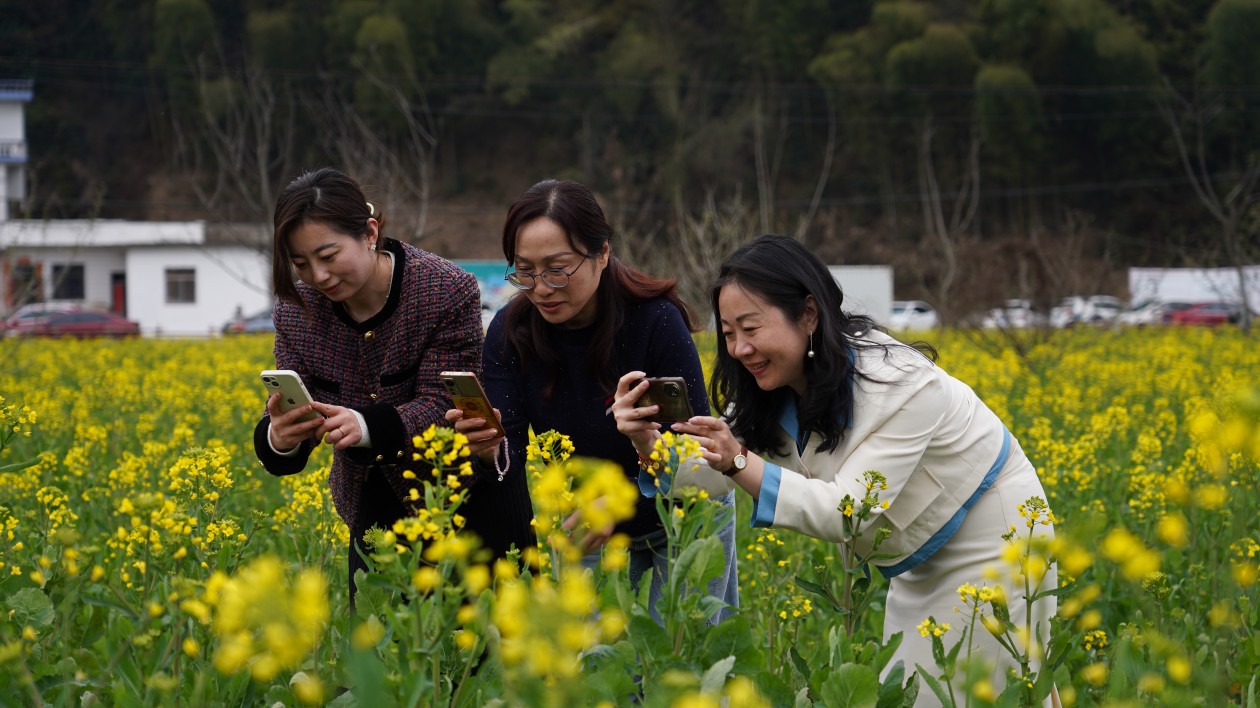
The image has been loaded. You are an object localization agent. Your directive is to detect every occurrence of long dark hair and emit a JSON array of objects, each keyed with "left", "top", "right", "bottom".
[
  {"left": 271, "top": 167, "right": 382, "bottom": 304},
  {"left": 500, "top": 179, "right": 699, "bottom": 400},
  {"left": 709, "top": 234, "right": 935, "bottom": 456}
]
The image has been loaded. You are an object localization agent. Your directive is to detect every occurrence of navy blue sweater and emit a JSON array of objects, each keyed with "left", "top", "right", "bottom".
[{"left": 483, "top": 295, "right": 710, "bottom": 538}]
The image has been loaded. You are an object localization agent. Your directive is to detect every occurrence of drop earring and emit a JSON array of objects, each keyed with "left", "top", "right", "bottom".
[{"left": 807, "top": 332, "right": 815, "bottom": 359}]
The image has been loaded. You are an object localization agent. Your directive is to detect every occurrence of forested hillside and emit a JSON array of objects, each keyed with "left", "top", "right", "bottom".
[{"left": 2, "top": 0, "right": 1258, "bottom": 317}]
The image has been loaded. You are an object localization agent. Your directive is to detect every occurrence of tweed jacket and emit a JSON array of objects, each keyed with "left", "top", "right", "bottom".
[
  {"left": 754, "top": 329, "right": 1028, "bottom": 575},
  {"left": 253, "top": 239, "right": 510, "bottom": 533}
]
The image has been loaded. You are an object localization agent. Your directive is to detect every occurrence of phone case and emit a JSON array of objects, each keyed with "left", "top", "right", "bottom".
[
  {"left": 439, "top": 371, "right": 507, "bottom": 438},
  {"left": 260, "top": 370, "right": 321, "bottom": 422},
  {"left": 635, "top": 376, "right": 694, "bottom": 423}
]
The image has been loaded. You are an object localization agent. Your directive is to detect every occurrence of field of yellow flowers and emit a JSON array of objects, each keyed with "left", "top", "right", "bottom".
[{"left": 0, "top": 327, "right": 1257, "bottom": 706}]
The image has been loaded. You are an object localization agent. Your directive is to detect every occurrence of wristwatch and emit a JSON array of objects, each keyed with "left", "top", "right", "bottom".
[{"left": 725, "top": 445, "right": 749, "bottom": 477}]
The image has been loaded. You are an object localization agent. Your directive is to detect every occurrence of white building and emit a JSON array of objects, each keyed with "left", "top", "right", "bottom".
[
  {"left": 1128, "top": 266, "right": 1260, "bottom": 310},
  {"left": 1, "top": 80, "right": 33, "bottom": 222},
  {"left": 0, "top": 219, "right": 273, "bottom": 336},
  {"left": 829, "top": 265, "right": 894, "bottom": 324}
]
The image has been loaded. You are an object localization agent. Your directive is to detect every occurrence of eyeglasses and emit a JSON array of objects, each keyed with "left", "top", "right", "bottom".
[{"left": 504, "top": 255, "right": 590, "bottom": 291}]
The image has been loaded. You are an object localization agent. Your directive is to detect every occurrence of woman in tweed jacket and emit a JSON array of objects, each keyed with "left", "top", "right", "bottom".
[{"left": 253, "top": 168, "right": 536, "bottom": 603}]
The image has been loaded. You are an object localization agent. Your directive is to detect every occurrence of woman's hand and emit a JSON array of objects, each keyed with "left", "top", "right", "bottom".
[
  {"left": 310, "top": 401, "right": 363, "bottom": 450},
  {"left": 611, "top": 370, "right": 662, "bottom": 454},
  {"left": 266, "top": 393, "right": 326, "bottom": 451},
  {"left": 561, "top": 499, "right": 614, "bottom": 554},
  {"left": 445, "top": 408, "right": 505, "bottom": 463},
  {"left": 671, "top": 415, "right": 742, "bottom": 474}
]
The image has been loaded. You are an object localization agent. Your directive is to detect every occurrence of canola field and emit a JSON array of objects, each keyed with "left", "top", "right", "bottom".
[{"left": 0, "top": 328, "right": 1257, "bottom": 707}]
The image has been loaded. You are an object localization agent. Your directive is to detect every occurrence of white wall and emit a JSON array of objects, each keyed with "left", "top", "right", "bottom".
[
  {"left": 126, "top": 246, "right": 272, "bottom": 336},
  {"left": 0, "top": 219, "right": 204, "bottom": 247},
  {"left": 0, "top": 103, "right": 22, "bottom": 140},
  {"left": 1128, "top": 266, "right": 1260, "bottom": 308},
  {"left": 4, "top": 245, "right": 125, "bottom": 307},
  {"left": 829, "top": 265, "right": 894, "bottom": 324}
]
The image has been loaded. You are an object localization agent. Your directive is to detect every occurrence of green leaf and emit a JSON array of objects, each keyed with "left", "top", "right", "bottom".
[
  {"left": 819, "top": 663, "right": 880, "bottom": 708},
  {"left": 876, "top": 661, "right": 906, "bottom": 708},
  {"left": 700, "top": 655, "right": 735, "bottom": 693},
  {"left": 6, "top": 588, "right": 56, "bottom": 631},
  {"left": 701, "top": 614, "right": 763, "bottom": 673},
  {"left": 679, "top": 534, "right": 725, "bottom": 589},
  {"left": 627, "top": 605, "right": 671, "bottom": 660},
  {"left": 872, "top": 632, "right": 904, "bottom": 673},
  {"left": 344, "top": 644, "right": 394, "bottom": 708},
  {"left": 789, "top": 645, "right": 812, "bottom": 683},
  {"left": 915, "top": 665, "right": 952, "bottom": 707}
]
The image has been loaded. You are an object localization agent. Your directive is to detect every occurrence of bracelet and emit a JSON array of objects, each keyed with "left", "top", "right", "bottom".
[
  {"left": 636, "top": 450, "right": 662, "bottom": 472},
  {"left": 494, "top": 437, "right": 510, "bottom": 481}
]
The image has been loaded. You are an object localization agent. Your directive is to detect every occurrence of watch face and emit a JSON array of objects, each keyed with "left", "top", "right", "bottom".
[{"left": 733, "top": 454, "right": 747, "bottom": 470}]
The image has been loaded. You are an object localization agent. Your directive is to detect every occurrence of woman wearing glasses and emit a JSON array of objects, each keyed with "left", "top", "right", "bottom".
[
  {"left": 254, "top": 167, "right": 536, "bottom": 606},
  {"left": 448, "top": 178, "right": 739, "bottom": 623}
]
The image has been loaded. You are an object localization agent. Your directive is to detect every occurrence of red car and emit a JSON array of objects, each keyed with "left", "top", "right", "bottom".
[
  {"left": 9, "top": 309, "right": 141, "bottom": 338},
  {"left": 1168, "top": 302, "right": 1243, "bottom": 326}
]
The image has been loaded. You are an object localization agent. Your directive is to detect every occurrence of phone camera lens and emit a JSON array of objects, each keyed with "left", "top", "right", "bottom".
[{"left": 666, "top": 384, "right": 680, "bottom": 397}]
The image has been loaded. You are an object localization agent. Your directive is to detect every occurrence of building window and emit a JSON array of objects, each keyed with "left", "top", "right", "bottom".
[
  {"left": 165, "top": 268, "right": 196, "bottom": 304},
  {"left": 51, "top": 264, "right": 85, "bottom": 300}
]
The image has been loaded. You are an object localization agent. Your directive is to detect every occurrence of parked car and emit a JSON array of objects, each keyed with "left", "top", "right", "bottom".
[
  {"left": 888, "top": 300, "right": 939, "bottom": 330},
  {"left": 1116, "top": 300, "right": 1193, "bottom": 327},
  {"left": 8, "top": 308, "right": 140, "bottom": 338},
  {"left": 3, "top": 302, "right": 83, "bottom": 332},
  {"left": 1168, "top": 301, "right": 1244, "bottom": 326},
  {"left": 222, "top": 308, "right": 276, "bottom": 335},
  {"left": 981, "top": 299, "right": 1046, "bottom": 329},
  {"left": 1050, "top": 295, "right": 1124, "bottom": 328}
]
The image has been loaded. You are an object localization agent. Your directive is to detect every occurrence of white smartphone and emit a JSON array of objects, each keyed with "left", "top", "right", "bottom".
[
  {"left": 260, "top": 369, "right": 322, "bottom": 422},
  {"left": 439, "top": 371, "right": 506, "bottom": 438}
]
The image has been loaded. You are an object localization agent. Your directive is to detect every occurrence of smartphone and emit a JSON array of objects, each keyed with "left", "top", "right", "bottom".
[
  {"left": 633, "top": 376, "right": 695, "bottom": 423},
  {"left": 260, "top": 369, "right": 322, "bottom": 422},
  {"left": 439, "top": 371, "right": 507, "bottom": 438}
]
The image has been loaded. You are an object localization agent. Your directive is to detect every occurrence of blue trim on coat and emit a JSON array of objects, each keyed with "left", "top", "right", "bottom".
[
  {"left": 750, "top": 462, "right": 783, "bottom": 527},
  {"left": 879, "top": 426, "right": 1013, "bottom": 578}
]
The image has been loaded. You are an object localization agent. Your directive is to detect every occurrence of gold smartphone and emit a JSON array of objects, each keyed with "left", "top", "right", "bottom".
[{"left": 440, "top": 371, "right": 507, "bottom": 438}]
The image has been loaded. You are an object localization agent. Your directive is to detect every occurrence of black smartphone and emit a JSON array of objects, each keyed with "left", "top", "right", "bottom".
[{"left": 633, "top": 376, "right": 694, "bottom": 423}]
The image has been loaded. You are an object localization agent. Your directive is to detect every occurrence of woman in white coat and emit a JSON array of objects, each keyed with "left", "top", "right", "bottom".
[{"left": 668, "top": 235, "right": 1056, "bottom": 704}]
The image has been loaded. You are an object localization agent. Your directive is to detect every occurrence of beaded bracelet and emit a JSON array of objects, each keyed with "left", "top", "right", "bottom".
[{"left": 494, "top": 437, "right": 510, "bottom": 481}]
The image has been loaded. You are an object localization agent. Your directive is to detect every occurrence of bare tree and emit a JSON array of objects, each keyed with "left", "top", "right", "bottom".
[
  {"left": 917, "top": 116, "right": 980, "bottom": 323},
  {"left": 621, "top": 190, "right": 757, "bottom": 318},
  {"left": 1157, "top": 84, "right": 1260, "bottom": 333}
]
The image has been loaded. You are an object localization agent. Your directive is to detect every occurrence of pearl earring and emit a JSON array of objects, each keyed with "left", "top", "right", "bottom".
[
  {"left": 370, "top": 243, "right": 377, "bottom": 252},
  {"left": 807, "top": 332, "right": 815, "bottom": 359}
]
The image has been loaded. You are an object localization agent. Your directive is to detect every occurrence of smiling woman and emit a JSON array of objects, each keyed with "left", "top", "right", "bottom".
[
  {"left": 253, "top": 167, "right": 535, "bottom": 607},
  {"left": 672, "top": 234, "right": 1058, "bottom": 705}
]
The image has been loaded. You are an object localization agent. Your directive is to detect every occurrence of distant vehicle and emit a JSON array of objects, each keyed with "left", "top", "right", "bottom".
[
  {"left": 888, "top": 300, "right": 938, "bottom": 330},
  {"left": 1050, "top": 295, "right": 1124, "bottom": 328},
  {"left": 1168, "top": 302, "right": 1243, "bottom": 326},
  {"left": 8, "top": 308, "right": 140, "bottom": 338},
  {"left": 981, "top": 299, "right": 1045, "bottom": 329},
  {"left": 222, "top": 308, "right": 276, "bottom": 335},
  {"left": 3, "top": 302, "right": 82, "bottom": 331},
  {"left": 1117, "top": 300, "right": 1193, "bottom": 327}
]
